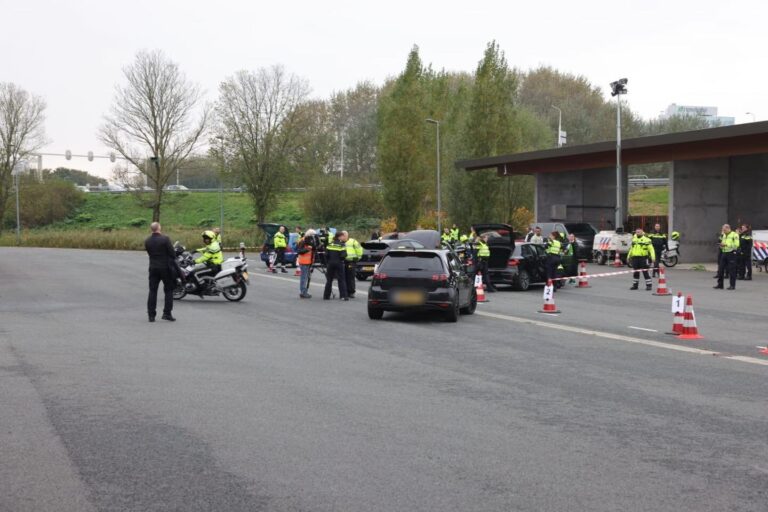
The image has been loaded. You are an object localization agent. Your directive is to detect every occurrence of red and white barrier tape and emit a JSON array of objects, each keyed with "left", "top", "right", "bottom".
[{"left": 548, "top": 267, "right": 655, "bottom": 282}]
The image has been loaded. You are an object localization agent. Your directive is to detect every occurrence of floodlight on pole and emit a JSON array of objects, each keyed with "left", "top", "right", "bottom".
[
  {"left": 610, "top": 78, "right": 628, "bottom": 231},
  {"left": 425, "top": 119, "right": 442, "bottom": 234}
]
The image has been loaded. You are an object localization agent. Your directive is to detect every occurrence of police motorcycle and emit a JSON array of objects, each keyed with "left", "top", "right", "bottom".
[
  {"left": 172, "top": 242, "right": 249, "bottom": 301},
  {"left": 660, "top": 232, "right": 681, "bottom": 267}
]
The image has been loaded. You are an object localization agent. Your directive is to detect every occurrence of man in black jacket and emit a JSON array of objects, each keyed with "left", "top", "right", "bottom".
[{"left": 145, "top": 222, "right": 176, "bottom": 322}]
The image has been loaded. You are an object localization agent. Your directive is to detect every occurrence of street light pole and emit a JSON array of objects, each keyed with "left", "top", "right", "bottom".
[
  {"left": 745, "top": 112, "right": 756, "bottom": 123},
  {"left": 610, "top": 78, "right": 628, "bottom": 231},
  {"left": 426, "top": 119, "right": 441, "bottom": 234},
  {"left": 550, "top": 105, "right": 562, "bottom": 147},
  {"left": 14, "top": 169, "right": 21, "bottom": 245}
]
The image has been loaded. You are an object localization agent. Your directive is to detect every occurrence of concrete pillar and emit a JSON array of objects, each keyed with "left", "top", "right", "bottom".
[
  {"left": 672, "top": 158, "right": 729, "bottom": 263},
  {"left": 535, "top": 167, "right": 627, "bottom": 230}
]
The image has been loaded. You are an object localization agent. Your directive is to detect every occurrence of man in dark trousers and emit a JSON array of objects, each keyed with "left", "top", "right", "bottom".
[
  {"left": 323, "top": 232, "right": 349, "bottom": 301},
  {"left": 145, "top": 222, "right": 176, "bottom": 322}
]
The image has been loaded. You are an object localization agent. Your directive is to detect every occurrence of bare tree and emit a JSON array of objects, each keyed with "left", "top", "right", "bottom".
[
  {"left": 213, "top": 66, "right": 310, "bottom": 224},
  {"left": 99, "top": 50, "right": 208, "bottom": 221},
  {"left": 0, "top": 83, "right": 47, "bottom": 234}
]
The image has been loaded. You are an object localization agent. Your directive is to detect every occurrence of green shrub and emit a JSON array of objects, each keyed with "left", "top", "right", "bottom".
[
  {"left": 197, "top": 218, "right": 215, "bottom": 227},
  {"left": 302, "top": 178, "right": 384, "bottom": 226},
  {"left": 75, "top": 213, "right": 93, "bottom": 223},
  {"left": 127, "top": 217, "right": 148, "bottom": 227},
  {"left": 7, "top": 178, "right": 86, "bottom": 228}
]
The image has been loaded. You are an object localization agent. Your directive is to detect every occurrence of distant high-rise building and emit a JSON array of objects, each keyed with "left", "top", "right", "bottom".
[{"left": 663, "top": 104, "right": 735, "bottom": 126}]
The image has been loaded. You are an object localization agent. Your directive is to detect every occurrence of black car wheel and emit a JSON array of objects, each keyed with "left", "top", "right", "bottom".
[
  {"left": 368, "top": 304, "right": 384, "bottom": 320},
  {"left": 356, "top": 273, "right": 369, "bottom": 281},
  {"left": 445, "top": 294, "right": 460, "bottom": 323},
  {"left": 514, "top": 269, "right": 531, "bottom": 291},
  {"left": 460, "top": 288, "right": 477, "bottom": 315}
]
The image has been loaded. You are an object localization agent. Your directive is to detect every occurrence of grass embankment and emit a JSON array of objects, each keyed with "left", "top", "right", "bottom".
[
  {"left": 0, "top": 191, "right": 305, "bottom": 250},
  {"left": 628, "top": 186, "right": 668, "bottom": 216}
]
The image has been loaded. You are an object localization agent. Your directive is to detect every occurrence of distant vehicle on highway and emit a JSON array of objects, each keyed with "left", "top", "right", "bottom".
[
  {"left": 165, "top": 184, "right": 189, "bottom": 191},
  {"left": 356, "top": 239, "right": 426, "bottom": 281},
  {"left": 367, "top": 248, "right": 476, "bottom": 322},
  {"left": 75, "top": 185, "right": 89, "bottom": 193}
]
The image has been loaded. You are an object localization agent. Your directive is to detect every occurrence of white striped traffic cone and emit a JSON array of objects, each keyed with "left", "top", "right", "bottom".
[
  {"left": 475, "top": 272, "right": 488, "bottom": 303},
  {"left": 653, "top": 266, "right": 672, "bottom": 296},
  {"left": 577, "top": 260, "right": 591, "bottom": 288},
  {"left": 538, "top": 280, "right": 560, "bottom": 314},
  {"left": 666, "top": 293, "right": 684, "bottom": 335},
  {"left": 612, "top": 251, "right": 623, "bottom": 267},
  {"left": 677, "top": 295, "right": 703, "bottom": 340}
]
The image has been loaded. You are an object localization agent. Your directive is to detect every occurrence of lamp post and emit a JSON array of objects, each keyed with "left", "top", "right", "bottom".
[
  {"left": 425, "top": 119, "right": 442, "bottom": 234},
  {"left": 214, "top": 136, "right": 226, "bottom": 242},
  {"left": 550, "top": 105, "right": 563, "bottom": 147},
  {"left": 610, "top": 78, "right": 628, "bottom": 231},
  {"left": 745, "top": 112, "right": 756, "bottom": 123}
]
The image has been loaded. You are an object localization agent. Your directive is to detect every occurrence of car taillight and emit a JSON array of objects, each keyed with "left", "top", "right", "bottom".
[
  {"left": 507, "top": 259, "right": 519, "bottom": 267},
  {"left": 431, "top": 273, "right": 449, "bottom": 282},
  {"left": 373, "top": 272, "right": 387, "bottom": 280}
]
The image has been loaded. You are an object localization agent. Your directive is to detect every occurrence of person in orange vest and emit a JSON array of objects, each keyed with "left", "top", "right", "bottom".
[{"left": 296, "top": 229, "right": 317, "bottom": 298}]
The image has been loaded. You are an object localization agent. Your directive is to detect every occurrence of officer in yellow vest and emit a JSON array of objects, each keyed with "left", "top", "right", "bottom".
[
  {"left": 628, "top": 228, "right": 655, "bottom": 290},
  {"left": 544, "top": 231, "right": 563, "bottom": 284},
  {"left": 647, "top": 223, "right": 667, "bottom": 277},
  {"left": 342, "top": 231, "right": 363, "bottom": 298},
  {"left": 475, "top": 234, "right": 496, "bottom": 293},
  {"left": 195, "top": 230, "right": 224, "bottom": 273},
  {"left": 272, "top": 225, "right": 288, "bottom": 273},
  {"left": 715, "top": 224, "right": 740, "bottom": 290},
  {"left": 324, "top": 232, "right": 348, "bottom": 300}
]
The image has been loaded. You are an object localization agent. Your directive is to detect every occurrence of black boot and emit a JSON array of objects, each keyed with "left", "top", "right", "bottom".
[
  {"left": 161, "top": 314, "right": 176, "bottom": 321},
  {"left": 630, "top": 283, "right": 638, "bottom": 290}
]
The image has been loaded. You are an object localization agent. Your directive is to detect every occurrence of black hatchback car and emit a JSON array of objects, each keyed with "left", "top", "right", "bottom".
[
  {"left": 367, "top": 249, "right": 476, "bottom": 322},
  {"left": 487, "top": 242, "right": 550, "bottom": 291}
]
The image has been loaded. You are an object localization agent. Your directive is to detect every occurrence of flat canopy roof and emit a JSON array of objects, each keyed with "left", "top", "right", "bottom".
[{"left": 456, "top": 121, "right": 768, "bottom": 176}]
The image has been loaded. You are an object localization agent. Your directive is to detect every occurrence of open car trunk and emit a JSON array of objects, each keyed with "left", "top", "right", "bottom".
[{"left": 488, "top": 246, "right": 512, "bottom": 269}]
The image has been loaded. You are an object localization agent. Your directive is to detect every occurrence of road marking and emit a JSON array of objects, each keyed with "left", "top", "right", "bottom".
[
  {"left": 628, "top": 326, "right": 658, "bottom": 333},
  {"left": 253, "top": 272, "right": 768, "bottom": 367}
]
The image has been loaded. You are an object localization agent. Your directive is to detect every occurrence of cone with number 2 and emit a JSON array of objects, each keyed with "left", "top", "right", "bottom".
[{"left": 538, "top": 279, "right": 560, "bottom": 314}]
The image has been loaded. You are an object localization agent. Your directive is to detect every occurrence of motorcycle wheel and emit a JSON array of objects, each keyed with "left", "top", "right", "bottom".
[
  {"left": 222, "top": 282, "right": 247, "bottom": 302},
  {"left": 662, "top": 255, "right": 678, "bottom": 267},
  {"left": 173, "top": 285, "right": 187, "bottom": 300}
]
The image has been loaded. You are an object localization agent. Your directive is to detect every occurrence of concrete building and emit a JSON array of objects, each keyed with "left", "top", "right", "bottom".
[
  {"left": 456, "top": 122, "right": 768, "bottom": 263},
  {"left": 663, "top": 103, "right": 735, "bottom": 126}
]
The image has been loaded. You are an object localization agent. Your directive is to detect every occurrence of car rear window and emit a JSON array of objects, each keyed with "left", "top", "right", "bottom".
[
  {"left": 363, "top": 242, "right": 389, "bottom": 250},
  {"left": 564, "top": 223, "right": 597, "bottom": 235},
  {"left": 378, "top": 253, "right": 445, "bottom": 272}
]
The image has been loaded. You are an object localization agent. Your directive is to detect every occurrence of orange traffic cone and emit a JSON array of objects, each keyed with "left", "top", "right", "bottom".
[
  {"left": 577, "top": 260, "right": 591, "bottom": 288},
  {"left": 475, "top": 272, "right": 488, "bottom": 303},
  {"left": 757, "top": 346, "right": 768, "bottom": 355},
  {"left": 666, "top": 293, "right": 684, "bottom": 335},
  {"left": 677, "top": 295, "right": 703, "bottom": 340},
  {"left": 612, "top": 251, "right": 623, "bottom": 267},
  {"left": 538, "top": 280, "right": 561, "bottom": 314},
  {"left": 653, "top": 266, "right": 671, "bottom": 296}
]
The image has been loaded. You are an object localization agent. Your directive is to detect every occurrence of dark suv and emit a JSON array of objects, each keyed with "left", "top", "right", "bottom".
[
  {"left": 356, "top": 238, "right": 425, "bottom": 281},
  {"left": 367, "top": 249, "right": 476, "bottom": 322},
  {"left": 530, "top": 222, "right": 597, "bottom": 260}
]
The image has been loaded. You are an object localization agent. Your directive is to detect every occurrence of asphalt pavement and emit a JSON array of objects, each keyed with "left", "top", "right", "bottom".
[{"left": 1, "top": 248, "right": 767, "bottom": 511}]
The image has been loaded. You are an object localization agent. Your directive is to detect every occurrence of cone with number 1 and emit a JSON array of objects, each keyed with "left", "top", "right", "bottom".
[{"left": 538, "top": 280, "right": 560, "bottom": 314}]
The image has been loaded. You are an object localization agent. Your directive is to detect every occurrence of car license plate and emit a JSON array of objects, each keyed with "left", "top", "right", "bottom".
[
  {"left": 394, "top": 291, "right": 424, "bottom": 305},
  {"left": 363, "top": 266, "right": 375, "bottom": 272}
]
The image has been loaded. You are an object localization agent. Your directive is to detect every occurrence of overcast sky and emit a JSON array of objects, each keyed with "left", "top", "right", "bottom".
[{"left": 2, "top": 0, "right": 765, "bottom": 179}]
